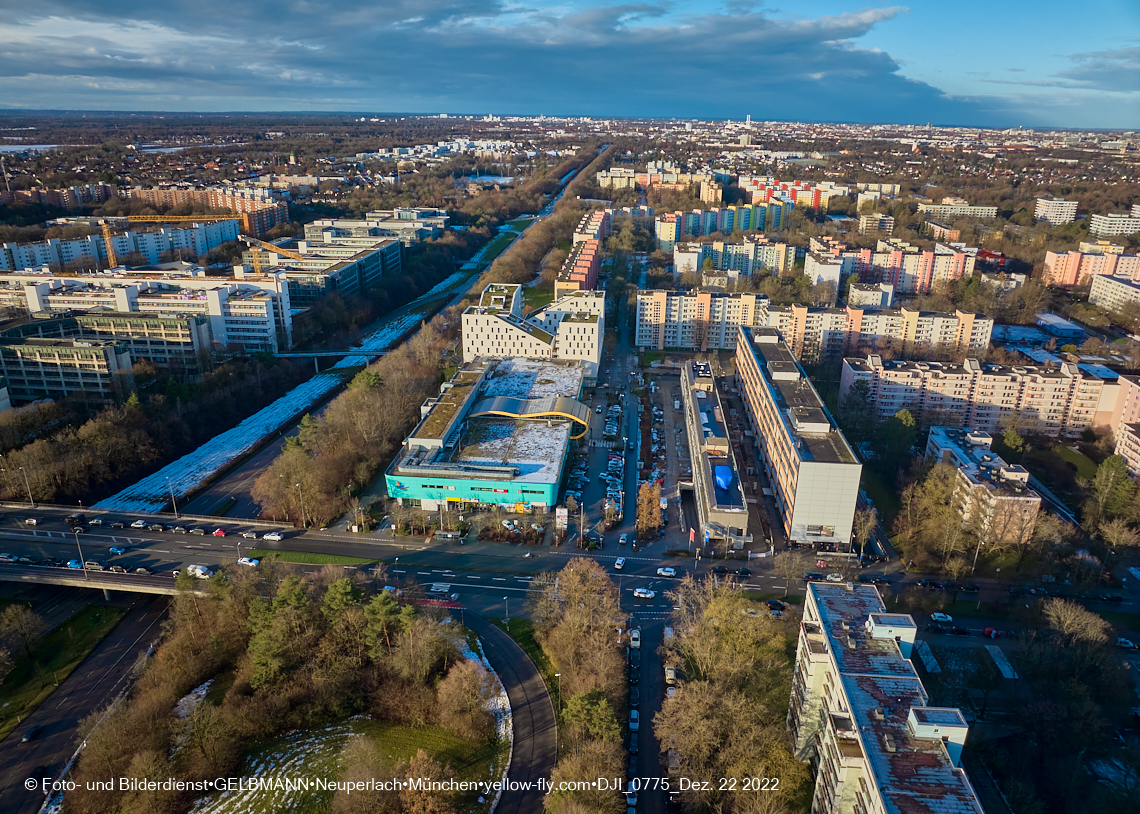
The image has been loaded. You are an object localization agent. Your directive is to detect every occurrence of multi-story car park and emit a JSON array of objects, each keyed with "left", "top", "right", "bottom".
[
  {"left": 735, "top": 327, "right": 861, "bottom": 550},
  {"left": 839, "top": 354, "right": 1121, "bottom": 438},
  {"left": 790, "top": 583, "right": 984, "bottom": 814},
  {"left": 385, "top": 358, "right": 589, "bottom": 513},
  {"left": 679, "top": 360, "right": 750, "bottom": 547}
]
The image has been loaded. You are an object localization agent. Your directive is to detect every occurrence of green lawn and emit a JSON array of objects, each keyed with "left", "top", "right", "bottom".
[
  {"left": 1053, "top": 443, "right": 1098, "bottom": 479},
  {"left": 0, "top": 605, "right": 126, "bottom": 741},
  {"left": 522, "top": 285, "right": 555, "bottom": 311},
  {"left": 860, "top": 468, "right": 901, "bottom": 522},
  {"left": 249, "top": 550, "right": 377, "bottom": 565},
  {"left": 481, "top": 232, "right": 517, "bottom": 265}
]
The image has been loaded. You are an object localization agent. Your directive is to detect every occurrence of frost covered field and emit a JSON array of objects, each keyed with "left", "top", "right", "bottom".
[{"left": 95, "top": 308, "right": 430, "bottom": 513}]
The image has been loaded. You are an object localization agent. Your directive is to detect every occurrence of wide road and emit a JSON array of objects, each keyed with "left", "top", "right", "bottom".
[{"left": 0, "top": 595, "right": 169, "bottom": 814}]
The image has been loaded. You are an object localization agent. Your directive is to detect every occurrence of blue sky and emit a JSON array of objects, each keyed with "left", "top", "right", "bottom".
[{"left": 0, "top": 1, "right": 1136, "bottom": 128}]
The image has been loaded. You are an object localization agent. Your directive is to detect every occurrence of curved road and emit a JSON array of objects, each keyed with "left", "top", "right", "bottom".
[{"left": 465, "top": 614, "right": 557, "bottom": 814}]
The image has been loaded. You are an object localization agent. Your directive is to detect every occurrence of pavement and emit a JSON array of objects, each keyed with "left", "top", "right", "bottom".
[{"left": 0, "top": 594, "right": 168, "bottom": 814}]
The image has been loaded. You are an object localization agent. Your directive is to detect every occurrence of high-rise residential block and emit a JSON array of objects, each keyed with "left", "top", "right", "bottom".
[
  {"left": 1089, "top": 213, "right": 1140, "bottom": 238},
  {"left": 1033, "top": 198, "right": 1078, "bottom": 225}
]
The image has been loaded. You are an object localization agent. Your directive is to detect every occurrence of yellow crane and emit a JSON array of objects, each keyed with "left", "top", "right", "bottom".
[
  {"left": 98, "top": 214, "right": 243, "bottom": 270},
  {"left": 98, "top": 220, "right": 118, "bottom": 269},
  {"left": 239, "top": 235, "right": 306, "bottom": 274}
]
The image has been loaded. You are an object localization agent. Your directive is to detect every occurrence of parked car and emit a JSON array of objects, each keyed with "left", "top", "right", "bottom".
[
  {"left": 629, "top": 710, "right": 639, "bottom": 731},
  {"left": 1117, "top": 638, "right": 1137, "bottom": 650},
  {"left": 109, "top": 521, "right": 126, "bottom": 529},
  {"left": 262, "top": 532, "right": 284, "bottom": 542},
  {"left": 134, "top": 567, "right": 151, "bottom": 575},
  {"left": 982, "top": 627, "right": 1001, "bottom": 639},
  {"left": 736, "top": 568, "right": 752, "bottom": 577},
  {"left": 950, "top": 626, "right": 970, "bottom": 636},
  {"left": 83, "top": 561, "right": 104, "bottom": 571},
  {"left": 629, "top": 629, "right": 641, "bottom": 649},
  {"left": 148, "top": 524, "right": 165, "bottom": 532},
  {"left": 88, "top": 518, "right": 104, "bottom": 526},
  {"left": 130, "top": 519, "right": 148, "bottom": 529},
  {"left": 242, "top": 531, "right": 259, "bottom": 539},
  {"left": 930, "top": 612, "right": 953, "bottom": 623},
  {"left": 767, "top": 600, "right": 786, "bottom": 611},
  {"left": 712, "top": 565, "right": 728, "bottom": 575},
  {"left": 189, "top": 528, "right": 205, "bottom": 535},
  {"left": 66, "top": 560, "right": 83, "bottom": 569},
  {"left": 825, "top": 573, "right": 844, "bottom": 582},
  {"left": 108, "top": 565, "right": 127, "bottom": 574},
  {"left": 803, "top": 572, "right": 824, "bottom": 582},
  {"left": 109, "top": 546, "right": 127, "bottom": 555},
  {"left": 237, "top": 557, "right": 260, "bottom": 567},
  {"left": 629, "top": 687, "right": 639, "bottom": 708}
]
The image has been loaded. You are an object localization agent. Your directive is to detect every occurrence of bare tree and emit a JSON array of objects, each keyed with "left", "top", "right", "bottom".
[{"left": 0, "top": 604, "right": 45, "bottom": 659}]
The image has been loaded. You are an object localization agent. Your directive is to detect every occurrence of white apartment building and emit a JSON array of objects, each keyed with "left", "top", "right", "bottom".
[
  {"left": 304, "top": 209, "right": 448, "bottom": 246},
  {"left": 1115, "top": 423, "right": 1140, "bottom": 479},
  {"left": 846, "top": 282, "right": 894, "bottom": 309},
  {"left": 461, "top": 285, "right": 605, "bottom": 378},
  {"left": 840, "top": 355, "right": 1119, "bottom": 438},
  {"left": 672, "top": 235, "right": 795, "bottom": 279},
  {"left": 858, "top": 214, "right": 895, "bottom": 236},
  {"left": 804, "top": 253, "right": 855, "bottom": 305},
  {"left": 1089, "top": 272, "right": 1140, "bottom": 312},
  {"left": 1089, "top": 213, "right": 1140, "bottom": 238},
  {"left": 736, "top": 327, "right": 861, "bottom": 549},
  {"left": 790, "top": 583, "right": 983, "bottom": 814},
  {"left": 760, "top": 305, "right": 992, "bottom": 363},
  {"left": 917, "top": 200, "right": 998, "bottom": 220},
  {"left": 635, "top": 290, "right": 763, "bottom": 351},
  {"left": 1034, "top": 198, "right": 1078, "bottom": 225},
  {"left": 811, "top": 239, "right": 977, "bottom": 295},
  {"left": 926, "top": 427, "right": 1041, "bottom": 546}
]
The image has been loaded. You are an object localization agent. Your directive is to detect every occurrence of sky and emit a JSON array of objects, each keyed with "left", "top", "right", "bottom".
[{"left": 0, "top": 1, "right": 1136, "bottom": 128}]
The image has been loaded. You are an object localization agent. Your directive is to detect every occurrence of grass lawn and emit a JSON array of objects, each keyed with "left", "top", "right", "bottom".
[
  {"left": 249, "top": 550, "right": 377, "bottom": 565},
  {"left": 641, "top": 350, "right": 662, "bottom": 365},
  {"left": 860, "top": 468, "right": 901, "bottom": 522},
  {"left": 1052, "top": 443, "right": 1097, "bottom": 479},
  {"left": 0, "top": 605, "right": 126, "bottom": 741},
  {"left": 1097, "top": 610, "right": 1140, "bottom": 632},
  {"left": 522, "top": 285, "right": 555, "bottom": 311},
  {"left": 480, "top": 232, "right": 516, "bottom": 265},
  {"left": 1022, "top": 443, "right": 1094, "bottom": 514}
]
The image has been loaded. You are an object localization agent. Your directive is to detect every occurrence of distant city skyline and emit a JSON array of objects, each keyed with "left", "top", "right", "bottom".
[{"left": 0, "top": 1, "right": 1135, "bottom": 128}]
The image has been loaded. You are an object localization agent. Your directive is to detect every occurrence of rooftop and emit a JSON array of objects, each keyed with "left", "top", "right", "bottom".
[{"left": 845, "top": 355, "right": 1103, "bottom": 383}]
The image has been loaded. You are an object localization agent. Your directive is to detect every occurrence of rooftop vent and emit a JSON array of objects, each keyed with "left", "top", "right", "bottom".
[
  {"left": 871, "top": 707, "right": 886, "bottom": 721},
  {"left": 847, "top": 635, "right": 857, "bottom": 650},
  {"left": 883, "top": 733, "right": 897, "bottom": 753}
]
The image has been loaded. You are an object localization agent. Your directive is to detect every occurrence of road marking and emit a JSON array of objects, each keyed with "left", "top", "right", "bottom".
[{"left": 492, "top": 577, "right": 506, "bottom": 581}]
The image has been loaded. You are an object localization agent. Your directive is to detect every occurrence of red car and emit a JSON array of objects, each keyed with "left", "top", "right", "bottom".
[
  {"left": 212, "top": 528, "right": 227, "bottom": 537},
  {"left": 982, "top": 627, "right": 1000, "bottom": 639}
]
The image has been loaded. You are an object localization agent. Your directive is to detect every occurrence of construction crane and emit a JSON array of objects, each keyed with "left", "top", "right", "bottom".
[
  {"left": 98, "top": 214, "right": 242, "bottom": 270},
  {"left": 98, "top": 220, "right": 118, "bottom": 269},
  {"left": 239, "top": 235, "right": 306, "bottom": 274}
]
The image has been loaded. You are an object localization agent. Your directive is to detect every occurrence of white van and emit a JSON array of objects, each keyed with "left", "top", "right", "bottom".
[{"left": 185, "top": 564, "right": 213, "bottom": 579}]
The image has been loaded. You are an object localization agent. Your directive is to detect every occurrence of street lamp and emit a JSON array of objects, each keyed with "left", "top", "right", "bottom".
[
  {"left": 504, "top": 596, "right": 509, "bottom": 623},
  {"left": 296, "top": 483, "right": 307, "bottom": 529},
  {"left": 555, "top": 673, "right": 562, "bottom": 711},
  {"left": 168, "top": 476, "right": 179, "bottom": 519},
  {"left": 19, "top": 466, "right": 33, "bottom": 508},
  {"left": 73, "top": 528, "right": 87, "bottom": 580},
  {"left": 971, "top": 539, "right": 986, "bottom": 574}
]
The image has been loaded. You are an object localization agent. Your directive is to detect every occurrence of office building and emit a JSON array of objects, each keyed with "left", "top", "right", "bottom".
[
  {"left": 462, "top": 284, "right": 605, "bottom": 378},
  {"left": 680, "top": 361, "right": 750, "bottom": 547},
  {"left": 1089, "top": 213, "right": 1140, "bottom": 238},
  {"left": 554, "top": 238, "right": 601, "bottom": 298},
  {"left": 635, "top": 290, "right": 763, "bottom": 351},
  {"left": 385, "top": 358, "right": 588, "bottom": 512},
  {"left": 1034, "top": 198, "right": 1078, "bottom": 225},
  {"left": 241, "top": 237, "right": 402, "bottom": 307},
  {"left": 736, "top": 327, "right": 861, "bottom": 548},
  {"left": 926, "top": 427, "right": 1041, "bottom": 545},
  {"left": 129, "top": 187, "right": 289, "bottom": 236},
  {"left": 1043, "top": 249, "right": 1140, "bottom": 287},
  {"left": 759, "top": 306, "right": 992, "bottom": 364},
  {"left": 917, "top": 198, "right": 998, "bottom": 220},
  {"left": 845, "top": 282, "right": 893, "bottom": 310},
  {"left": 839, "top": 355, "right": 1119, "bottom": 438},
  {"left": 0, "top": 219, "right": 241, "bottom": 272},
  {"left": 858, "top": 215, "right": 894, "bottom": 236},
  {"left": 1089, "top": 273, "right": 1140, "bottom": 313},
  {"left": 790, "top": 583, "right": 984, "bottom": 814},
  {"left": 0, "top": 337, "right": 133, "bottom": 405},
  {"left": 673, "top": 236, "right": 795, "bottom": 279},
  {"left": 2, "top": 312, "right": 212, "bottom": 375},
  {"left": 304, "top": 208, "right": 448, "bottom": 246}
]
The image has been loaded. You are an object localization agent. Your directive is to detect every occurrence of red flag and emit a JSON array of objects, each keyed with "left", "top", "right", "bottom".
[{"left": 689, "top": 528, "right": 695, "bottom": 544}]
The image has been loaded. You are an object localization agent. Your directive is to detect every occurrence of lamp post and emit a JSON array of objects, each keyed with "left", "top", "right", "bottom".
[
  {"left": 971, "top": 539, "right": 986, "bottom": 574},
  {"left": 167, "top": 476, "right": 179, "bottom": 519},
  {"left": 296, "top": 483, "right": 307, "bottom": 529},
  {"left": 504, "top": 596, "right": 509, "bottom": 624},
  {"left": 555, "top": 672, "right": 562, "bottom": 712},
  {"left": 73, "top": 529, "right": 87, "bottom": 580},
  {"left": 19, "top": 466, "right": 33, "bottom": 508}
]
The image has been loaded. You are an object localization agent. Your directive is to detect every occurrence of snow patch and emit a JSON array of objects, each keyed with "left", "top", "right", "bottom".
[{"left": 452, "top": 634, "right": 513, "bottom": 814}]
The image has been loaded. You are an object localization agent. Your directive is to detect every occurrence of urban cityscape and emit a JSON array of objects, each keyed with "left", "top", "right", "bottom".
[{"left": 0, "top": 3, "right": 1137, "bottom": 814}]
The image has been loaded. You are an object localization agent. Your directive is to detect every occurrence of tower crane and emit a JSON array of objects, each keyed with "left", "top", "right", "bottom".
[
  {"left": 239, "top": 235, "right": 306, "bottom": 274},
  {"left": 97, "top": 214, "right": 243, "bottom": 270}
]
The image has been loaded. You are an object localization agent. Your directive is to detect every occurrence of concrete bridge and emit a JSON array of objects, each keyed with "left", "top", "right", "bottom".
[{"left": 0, "top": 564, "right": 204, "bottom": 597}]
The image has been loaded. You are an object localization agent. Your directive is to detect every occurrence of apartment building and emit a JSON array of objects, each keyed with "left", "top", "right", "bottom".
[
  {"left": 129, "top": 187, "right": 289, "bottom": 236},
  {"left": 654, "top": 201, "right": 793, "bottom": 251},
  {"left": 736, "top": 327, "right": 861, "bottom": 548},
  {"left": 760, "top": 306, "right": 992, "bottom": 364},
  {"left": 855, "top": 182, "right": 901, "bottom": 196},
  {"left": 0, "top": 219, "right": 241, "bottom": 272},
  {"left": 1034, "top": 197, "right": 1079, "bottom": 225},
  {"left": 917, "top": 198, "right": 998, "bottom": 220},
  {"left": 242, "top": 237, "right": 402, "bottom": 307},
  {"left": 0, "top": 337, "right": 133, "bottom": 405},
  {"left": 673, "top": 235, "right": 795, "bottom": 279},
  {"left": 2, "top": 312, "right": 212, "bottom": 375},
  {"left": 572, "top": 210, "right": 611, "bottom": 244},
  {"left": 596, "top": 164, "right": 713, "bottom": 191},
  {"left": 1079, "top": 240, "right": 1126, "bottom": 255},
  {"left": 1089, "top": 273, "right": 1140, "bottom": 313},
  {"left": 839, "top": 355, "right": 1118, "bottom": 438},
  {"left": 1043, "top": 249, "right": 1140, "bottom": 287},
  {"left": 461, "top": 285, "right": 605, "bottom": 378},
  {"left": 5, "top": 270, "right": 294, "bottom": 353},
  {"left": 926, "top": 427, "right": 1041, "bottom": 546},
  {"left": 737, "top": 176, "right": 851, "bottom": 210},
  {"left": 858, "top": 215, "right": 895, "bottom": 236},
  {"left": 554, "top": 238, "right": 600, "bottom": 298},
  {"left": 925, "top": 221, "right": 962, "bottom": 242},
  {"left": 304, "top": 208, "right": 448, "bottom": 246},
  {"left": 790, "top": 583, "right": 983, "bottom": 814},
  {"left": 804, "top": 253, "right": 852, "bottom": 305},
  {"left": 680, "top": 361, "right": 750, "bottom": 546},
  {"left": 0, "top": 183, "right": 117, "bottom": 210},
  {"left": 845, "top": 283, "right": 893, "bottom": 309},
  {"left": 1089, "top": 213, "right": 1140, "bottom": 238},
  {"left": 810, "top": 238, "right": 977, "bottom": 295},
  {"left": 635, "top": 290, "right": 762, "bottom": 351}
]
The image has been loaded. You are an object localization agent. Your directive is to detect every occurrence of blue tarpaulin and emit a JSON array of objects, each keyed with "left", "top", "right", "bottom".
[{"left": 714, "top": 466, "right": 734, "bottom": 491}]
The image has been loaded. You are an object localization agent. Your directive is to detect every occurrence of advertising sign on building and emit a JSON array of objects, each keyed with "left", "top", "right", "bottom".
[{"left": 556, "top": 508, "right": 569, "bottom": 530}]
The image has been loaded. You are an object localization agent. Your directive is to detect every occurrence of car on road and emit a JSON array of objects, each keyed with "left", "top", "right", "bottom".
[
  {"left": 172, "top": 525, "right": 188, "bottom": 533},
  {"left": 930, "top": 612, "right": 953, "bottom": 623},
  {"left": 189, "top": 527, "right": 205, "bottom": 535},
  {"left": 656, "top": 567, "right": 676, "bottom": 577},
  {"left": 614, "top": 557, "right": 626, "bottom": 570},
  {"left": 712, "top": 565, "right": 728, "bottom": 575},
  {"left": 108, "top": 565, "right": 127, "bottom": 574},
  {"left": 633, "top": 588, "right": 655, "bottom": 599},
  {"left": 803, "top": 572, "right": 824, "bottom": 582},
  {"left": 1117, "top": 638, "right": 1137, "bottom": 650},
  {"left": 666, "top": 686, "right": 677, "bottom": 699},
  {"left": 237, "top": 557, "right": 260, "bottom": 567},
  {"left": 84, "top": 561, "right": 105, "bottom": 571},
  {"left": 109, "top": 546, "right": 127, "bottom": 555},
  {"left": 628, "top": 731, "right": 639, "bottom": 753},
  {"left": 21, "top": 725, "right": 43, "bottom": 743},
  {"left": 736, "top": 568, "right": 752, "bottom": 577},
  {"left": 982, "top": 627, "right": 1001, "bottom": 639},
  {"left": 262, "top": 532, "right": 284, "bottom": 541},
  {"left": 629, "top": 710, "right": 639, "bottom": 731},
  {"left": 629, "top": 629, "right": 641, "bottom": 649},
  {"left": 950, "top": 626, "right": 970, "bottom": 636},
  {"left": 960, "top": 583, "right": 980, "bottom": 593},
  {"left": 619, "top": 533, "right": 628, "bottom": 545},
  {"left": 148, "top": 524, "right": 166, "bottom": 532},
  {"left": 242, "top": 531, "right": 259, "bottom": 539},
  {"left": 24, "top": 517, "right": 39, "bottom": 525},
  {"left": 212, "top": 528, "right": 227, "bottom": 537},
  {"left": 626, "top": 784, "right": 638, "bottom": 806},
  {"left": 66, "top": 560, "right": 83, "bottom": 569},
  {"left": 134, "top": 567, "right": 151, "bottom": 575},
  {"left": 88, "top": 518, "right": 104, "bottom": 526},
  {"left": 0, "top": 553, "right": 14, "bottom": 563},
  {"left": 110, "top": 521, "right": 126, "bottom": 529},
  {"left": 928, "top": 622, "right": 951, "bottom": 634},
  {"left": 130, "top": 519, "right": 147, "bottom": 529},
  {"left": 825, "top": 573, "right": 844, "bottom": 582}
]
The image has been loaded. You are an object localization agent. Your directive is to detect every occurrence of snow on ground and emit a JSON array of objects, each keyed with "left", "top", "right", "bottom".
[
  {"left": 422, "top": 271, "right": 470, "bottom": 298},
  {"left": 171, "top": 680, "right": 213, "bottom": 757},
  {"left": 992, "top": 324, "right": 1050, "bottom": 344},
  {"left": 95, "top": 306, "right": 432, "bottom": 513},
  {"left": 454, "top": 634, "right": 513, "bottom": 813}
]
